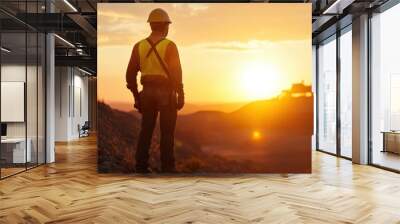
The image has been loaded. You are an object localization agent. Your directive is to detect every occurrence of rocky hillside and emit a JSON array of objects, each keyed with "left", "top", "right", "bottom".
[
  {"left": 98, "top": 94, "right": 313, "bottom": 173},
  {"left": 98, "top": 102, "right": 254, "bottom": 173}
]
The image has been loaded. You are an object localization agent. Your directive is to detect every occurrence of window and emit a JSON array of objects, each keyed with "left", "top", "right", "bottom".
[
  {"left": 339, "top": 28, "right": 352, "bottom": 158},
  {"left": 317, "top": 36, "right": 337, "bottom": 154},
  {"left": 371, "top": 3, "right": 400, "bottom": 171},
  {"left": 390, "top": 74, "right": 400, "bottom": 131}
]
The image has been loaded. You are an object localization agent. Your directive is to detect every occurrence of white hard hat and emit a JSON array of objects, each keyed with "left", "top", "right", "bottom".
[{"left": 147, "top": 8, "right": 171, "bottom": 23}]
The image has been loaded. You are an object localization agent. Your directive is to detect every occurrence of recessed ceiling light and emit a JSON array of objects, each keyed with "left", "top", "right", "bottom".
[
  {"left": 1, "top": 47, "right": 11, "bottom": 53},
  {"left": 78, "top": 67, "right": 93, "bottom": 76},
  {"left": 54, "top": 34, "right": 75, "bottom": 48},
  {"left": 323, "top": 0, "right": 354, "bottom": 15},
  {"left": 63, "top": 0, "right": 78, "bottom": 12}
]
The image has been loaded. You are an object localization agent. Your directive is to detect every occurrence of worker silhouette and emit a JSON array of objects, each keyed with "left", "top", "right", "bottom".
[{"left": 126, "top": 8, "right": 184, "bottom": 173}]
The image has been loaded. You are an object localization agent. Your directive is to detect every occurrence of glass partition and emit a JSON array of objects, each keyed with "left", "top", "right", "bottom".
[
  {"left": 0, "top": 2, "right": 46, "bottom": 179},
  {"left": 38, "top": 32, "right": 45, "bottom": 165},
  {"left": 317, "top": 36, "right": 337, "bottom": 154},
  {"left": 27, "top": 31, "right": 38, "bottom": 169},
  {"left": 1, "top": 31, "right": 28, "bottom": 177}
]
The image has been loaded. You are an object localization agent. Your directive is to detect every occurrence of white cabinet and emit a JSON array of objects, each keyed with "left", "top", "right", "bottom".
[{"left": 1, "top": 138, "right": 32, "bottom": 163}]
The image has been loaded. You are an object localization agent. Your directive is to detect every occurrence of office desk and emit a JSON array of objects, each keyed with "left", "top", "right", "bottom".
[
  {"left": 382, "top": 131, "right": 400, "bottom": 154},
  {"left": 1, "top": 138, "right": 31, "bottom": 163}
]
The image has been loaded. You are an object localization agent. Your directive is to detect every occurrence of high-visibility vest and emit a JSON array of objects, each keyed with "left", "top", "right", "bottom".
[{"left": 138, "top": 38, "right": 171, "bottom": 78}]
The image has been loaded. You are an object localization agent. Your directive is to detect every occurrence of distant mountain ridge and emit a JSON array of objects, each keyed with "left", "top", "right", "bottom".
[
  {"left": 178, "top": 95, "right": 313, "bottom": 134},
  {"left": 107, "top": 101, "right": 247, "bottom": 114}
]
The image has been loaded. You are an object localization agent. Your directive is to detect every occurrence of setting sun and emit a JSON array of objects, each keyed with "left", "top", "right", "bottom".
[
  {"left": 252, "top": 130, "right": 262, "bottom": 140},
  {"left": 239, "top": 62, "right": 282, "bottom": 100}
]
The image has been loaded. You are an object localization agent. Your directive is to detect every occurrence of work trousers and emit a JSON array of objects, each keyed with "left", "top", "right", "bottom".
[{"left": 135, "top": 85, "right": 177, "bottom": 172}]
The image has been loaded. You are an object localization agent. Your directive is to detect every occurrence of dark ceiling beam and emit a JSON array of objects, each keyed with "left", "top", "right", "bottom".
[
  {"left": 101, "top": 0, "right": 310, "bottom": 2},
  {"left": 323, "top": 0, "right": 356, "bottom": 14},
  {"left": 86, "top": 0, "right": 97, "bottom": 12},
  {"left": 55, "top": 55, "right": 96, "bottom": 72},
  {"left": 312, "top": 14, "right": 352, "bottom": 44},
  {"left": 0, "top": 8, "right": 37, "bottom": 31},
  {"left": 312, "top": 0, "right": 357, "bottom": 42},
  {"left": 267, "top": 0, "right": 309, "bottom": 2},
  {"left": 312, "top": 15, "right": 335, "bottom": 33},
  {"left": 55, "top": 47, "right": 96, "bottom": 57},
  {"left": 312, "top": 0, "right": 387, "bottom": 43},
  {"left": 0, "top": 18, "right": 27, "bottom": 31},
  {"left": 14, "top": 13, "right": 82, "bottom": 32},
  {"left": 149, "top": 0, "right": 251, "bottom": 2},
  {"left": 67, "top": 13, "right": 97, "bottom": 40}
]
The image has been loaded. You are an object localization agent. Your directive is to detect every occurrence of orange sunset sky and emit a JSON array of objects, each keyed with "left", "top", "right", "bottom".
[{"left": 98, "top": 3, "right": 311, "bottom": 104}]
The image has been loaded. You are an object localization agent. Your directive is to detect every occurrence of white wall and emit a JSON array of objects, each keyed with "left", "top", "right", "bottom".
[
  {"left": 55, "top": 66, "right": 70, "bottom": 141},
  {"left": 72, "top": 73, "right": 89, "bottom": 138},
  {"left": 1, "top": 65, "right": 37, "bottom": 138},
  {"left": 55, "top": 67, "right": 89, "bottom": 141},
  {"left": 1, "top": 65, "right": 26, "bottom": 133},
  {"left": 312, "top": 45, "right": 317, "bottom": 150},
  {"left": 1, "top": 63, "right": 46, "bottom": 164}
]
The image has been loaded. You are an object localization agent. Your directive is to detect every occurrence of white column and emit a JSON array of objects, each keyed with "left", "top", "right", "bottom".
[
  {"left": 55, "top": 67, "right": 73, "bottom": 141},
  {"left": 45, "top": 0, "right": 56, "bottom": 163},
  {"left": 46, "top": 33, "right": 55, "bottom": 163},
  {"left": 352, "top": 14, "right": 369, "bottom": 164}
]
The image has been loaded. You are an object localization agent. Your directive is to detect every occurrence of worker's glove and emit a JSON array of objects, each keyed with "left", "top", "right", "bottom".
[
  {"left": 134, "top": 99, "right": 141, "bottom": 113},
  {"left": 176, "top": 84, "right": 185, "bottom": 110},
  {"left": 133, "top": 92, "right": 142, "bottom": 113}
]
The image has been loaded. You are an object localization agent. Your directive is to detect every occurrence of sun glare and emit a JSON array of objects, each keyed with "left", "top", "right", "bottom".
[
  {"left": 239, "top": 62, "right": 281, "bottom": 100},
  {"left": 252, "top": 130, "right": 261, "bottom": 140}
]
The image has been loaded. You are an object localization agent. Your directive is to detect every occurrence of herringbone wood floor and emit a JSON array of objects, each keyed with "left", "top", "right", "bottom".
[{"left": 1, "top": 136, "right": 400, "bottom": 224}]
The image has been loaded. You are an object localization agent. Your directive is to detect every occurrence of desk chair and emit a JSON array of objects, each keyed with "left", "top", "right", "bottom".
[{"left": 79, "top": 121, "right": 90, "bottom": 138}]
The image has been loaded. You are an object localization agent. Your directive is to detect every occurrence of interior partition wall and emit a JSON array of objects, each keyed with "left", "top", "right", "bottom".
[
  {"left": 0, "top": 1, "right": 46, "bottom": 179},
  {"left": 315, "top": 25, "right": 353, "bottom": 159},
  {"left": 54, "top": 67, "right": 90, "bottom": 142},
  {"left": 370, "top": 2, "right": 400, "bottom": 172}
]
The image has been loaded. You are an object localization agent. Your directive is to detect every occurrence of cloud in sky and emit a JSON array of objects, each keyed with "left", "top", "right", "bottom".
[
  {"left": 98, "top": 10, "right": 138, "bottom": 20},
  {"left": 192, "top": 40, "right": 276, "bottom": 52},
  {"left": 172, "top": 3, "right": 209, "bottom": 15},
  {"left": 98, "top": 3, "right": 311, "bottom": 47},
  {"left": 178, "top": 40, "right": 309, "bottom": 55}
]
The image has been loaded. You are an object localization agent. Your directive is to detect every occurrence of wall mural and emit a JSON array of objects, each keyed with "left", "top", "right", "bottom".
[{"left": 97, "top": 3, "right": 313, "bottom": 173}]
